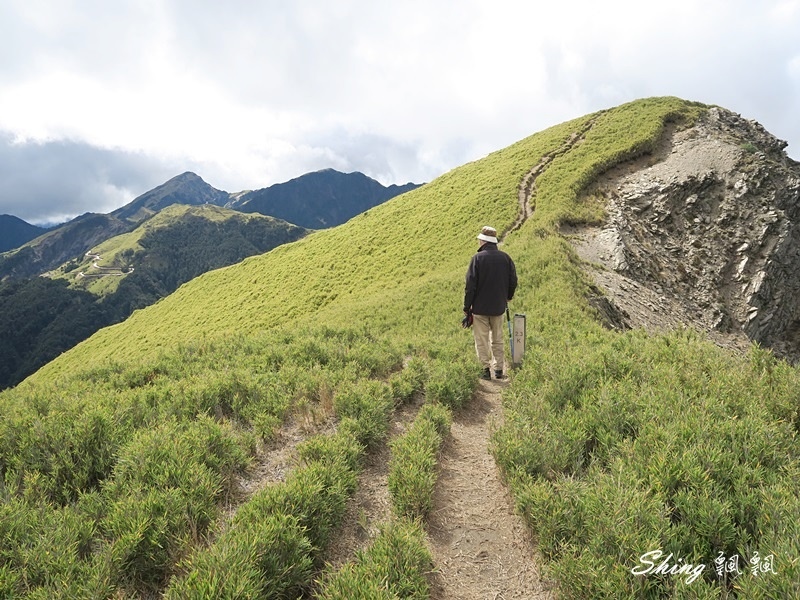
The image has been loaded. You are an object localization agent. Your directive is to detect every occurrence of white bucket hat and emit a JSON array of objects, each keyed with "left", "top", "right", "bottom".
[{"left": 477, "top": 225, "right": 498, "bottom": 244}]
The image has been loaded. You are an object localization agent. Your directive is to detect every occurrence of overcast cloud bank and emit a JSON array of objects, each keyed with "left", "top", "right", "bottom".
[{"left": 1, "top": 0, "right": 798, "bottom": 224}]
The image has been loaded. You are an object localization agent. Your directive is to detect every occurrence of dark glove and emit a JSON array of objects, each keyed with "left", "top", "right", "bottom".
[{"left": 461, "top": 310, "right": 473, "bottom": 329}]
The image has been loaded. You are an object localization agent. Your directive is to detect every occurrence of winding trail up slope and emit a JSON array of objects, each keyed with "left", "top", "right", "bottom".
[
  {"left": 426, "top": 123, "right": 595, "bottom": 599},
  {"left": 504, "top": 118, "right": 597, "bottom": 239}
]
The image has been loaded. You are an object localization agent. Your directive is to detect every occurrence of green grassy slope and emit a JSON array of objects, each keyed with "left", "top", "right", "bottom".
[
  {"left": 30, "top": 97, "right": 695, "bottom": 380},
  {"left": 27, "top": 110, "right": 586, "bottom": 380},
  {"left": 56, "top": 204, "right": 304, "bottom": 296},
  {"left": 3, "top": 96, "right": 799, "bottom": 599}
]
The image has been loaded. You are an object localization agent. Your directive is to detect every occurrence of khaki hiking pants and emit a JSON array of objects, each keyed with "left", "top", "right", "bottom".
[{"left": 472, "top": 314, "right": 505, "bottom": 372}]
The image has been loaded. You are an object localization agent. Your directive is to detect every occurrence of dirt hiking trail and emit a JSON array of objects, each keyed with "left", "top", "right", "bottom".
[
  {"left": 420, "top": 123, "right": 587, "bottom": 599},
  {"left": 233, "top": 125, "right": 584, "bottom": 597},
  {"left": 427, "top": 379, "right": 555, "bottom": 600},
  {"left": 230, "top": 380, "right": 556, "bottom": 599}
]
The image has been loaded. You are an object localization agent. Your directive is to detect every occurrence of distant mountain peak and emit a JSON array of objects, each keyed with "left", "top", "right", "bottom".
[
  {"left": 111, "top": 172, "right": 229, "bottom": 224},
  {"left": 0, "top": 214, "right": 47, "bottom": 253},
  {"left": 171, "top": 171, "right": 203, "bottom": 182},
  {"left": 229, "top": 170, "right": 423, "bottom": 229}
]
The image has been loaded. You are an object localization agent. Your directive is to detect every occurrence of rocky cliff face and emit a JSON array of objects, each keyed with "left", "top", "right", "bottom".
[{"left": 569, "top": 107, "right": 800, "bottom": 361}]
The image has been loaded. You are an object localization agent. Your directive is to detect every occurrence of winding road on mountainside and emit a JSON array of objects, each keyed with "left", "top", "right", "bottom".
[{"left": 76, "top": 251, "right": 134, "bottom": 279}]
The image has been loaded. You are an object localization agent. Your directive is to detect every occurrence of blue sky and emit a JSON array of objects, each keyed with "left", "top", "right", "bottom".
[{"left": 1, "top": 0, "right": 798, "bottom": 224}]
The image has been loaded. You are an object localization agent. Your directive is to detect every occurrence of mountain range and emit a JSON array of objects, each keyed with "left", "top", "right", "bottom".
[
  {"left": 0, "top": 169, "right": 422, "bottom": 280},
  {"left": 0, "top": 214, "right": 46, "bottom": 252},
  {"left": 228, "top": 168, "right": 421, "bottom": 228},
  {"left": 0, "top": 169, "right": 419, "bottom": 388},
  {"left": 2, "top": 97, "right": 799, "bottom": 598}
]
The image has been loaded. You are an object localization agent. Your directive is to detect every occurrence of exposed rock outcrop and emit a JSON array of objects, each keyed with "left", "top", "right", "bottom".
[{"left": 569, "top": 107, "right": 800, "bottom": 361}]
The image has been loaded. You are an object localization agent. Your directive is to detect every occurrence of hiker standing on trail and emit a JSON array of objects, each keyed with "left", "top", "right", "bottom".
[{"left": 463, "top": 226, "right": 517, "bottom": 380}]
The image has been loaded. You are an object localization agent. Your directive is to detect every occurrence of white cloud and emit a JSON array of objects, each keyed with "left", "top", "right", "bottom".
[
  {"left": 770, "top": 0, "right": 800, "bottom": 20},
  {"left": 790, "top": 55, "right": 800, "bottom": 78},
  {"left": 0, "top": 0, "right": 799, "bottom": 222}
]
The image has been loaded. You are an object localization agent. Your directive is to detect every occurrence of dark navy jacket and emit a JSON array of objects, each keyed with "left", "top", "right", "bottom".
[{"left": 463, "top": 243, "right": 517, "bottom": 316}]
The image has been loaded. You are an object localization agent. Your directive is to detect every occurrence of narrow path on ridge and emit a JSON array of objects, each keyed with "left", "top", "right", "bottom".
[
  {"left": 428, "top": 122, "right": 597, "bottom": 599},
  {"left": 503, "top": 118, "right": 597, "bottom": 240},
  {"left": 427, "top": 380, "right": 554, "bottom": 600}
]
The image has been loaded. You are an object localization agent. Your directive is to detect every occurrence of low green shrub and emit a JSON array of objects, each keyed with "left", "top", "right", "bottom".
[
  {"left": 297, "top": 428, "right": 364, "bottom": 472},
  {"left": 741, "top": 142, "right": 758, "bottom": 153},
  {"left": 0, "top": 496, "right": 107, "bottom": 597},
  {"left": 108, "top": 416, "right": 248, "bottom": 500},
  {"left": 164, "top": 445, "right": 358, "bottom": 597},
  {"left": 250, "top": 411, "right": 281, "bottom": 441},
  {"left": 315, "top": 518, "right": 432, "bottom": 600},
  {"left": 244, "top": 458, "right": 357, "bottom": 553},
  {"left": 333, "top": 380, "right": 393, "bottom": 448},
  {"left": 0, "top": 403, "right": 119, "bottom": 505},
  {"left": 164, "top": 365, "right": 398, "bottom": 596},
  {"left": 425, "top": 356, "right": 478, "bottom": 410},
  {"left": 164, "top": 513, "right": 313, "bottom": 600},
  {"left": 98, "top": 416, "right": 250, "bottom": 592},
  {"left": 106, "top": 487, "right": 198, "bottom": 592},
  {"left": 388, "top": 402, "right": 452, "bottom": 520},
  {"left": 388, "top": 356, "right": 428, "bottom": 404},
  {"left": 494, "top": 328, "right": 800, "bottom": 598}
]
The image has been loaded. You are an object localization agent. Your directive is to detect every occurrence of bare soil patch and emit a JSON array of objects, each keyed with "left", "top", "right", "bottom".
[
  {"left": 322, "top": 394, "right": 425, "bottom": 568},
  {"left": 240, "top": 412, "right": 337, "bottom": 494}
]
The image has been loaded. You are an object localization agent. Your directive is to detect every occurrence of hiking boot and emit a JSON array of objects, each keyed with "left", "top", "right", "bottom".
[
  {"left": 495, "top": 370, "right": 506, "bottom": 380},
  {"left": 481, "top": 368, "right": 492, "bottom": 380}
]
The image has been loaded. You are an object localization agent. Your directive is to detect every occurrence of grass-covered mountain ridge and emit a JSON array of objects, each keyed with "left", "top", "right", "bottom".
[
  {"left": 0, "top": 168, "right": 420, "bottom": 280},
  {"left": 0, "top": 168, "right": 418, "bottom": 389},
  {"left": 3, "top": 97, "right": 799, "bottom": 598},
  {"left": 0, "top": 205, "right": 308, "bottom": 390}
]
